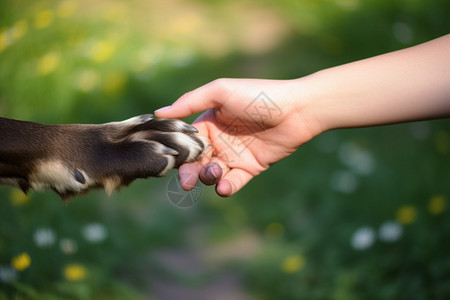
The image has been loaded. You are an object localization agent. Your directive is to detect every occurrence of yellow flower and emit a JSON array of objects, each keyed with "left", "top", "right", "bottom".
[
  {"left": 90, "top": 40, "right": 115, "bottom": 62},
  {"left": 11, "top": 253, "right": 31, "bottom": 271},
  {"left": 428, "top": 195, "right": 446, "bottom": 215},
  {"left": 35, "top": 10, "right": 54, "bottom": 29},
  {"left": 36, "top": 52, "right": 61, "bottom": 76},
  {"left": 281, "top": 255, "right": 304, "bottom": 274},
  {"left": 10, "top": 189, "right": 30, "bottom": 206},
  {"left": 265, "top": 222, "right": 284, "bottom": 239},
  {"left": 396, "top": 205, "right": 417, "bottom": 225},
  {"left": 64, "top": 264, "right": 88, "bottom": 281}
]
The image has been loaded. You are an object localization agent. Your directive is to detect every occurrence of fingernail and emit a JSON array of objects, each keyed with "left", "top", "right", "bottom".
[
  {"left": 201, "top": 162, "right": 222, "bottom": 184},
  {"left": 155, "top": 106, "right": 171, "bottom": 114},
  {"left": 179, "top": 172, "right": 196, "bottom": 191},
  {"left": 206, "top": 163, "right": 222, "bottom": 180},
  {"left": 206, "top": 166, "right": 217, "bottom": 179},
  {"left": 216, "top": 180, "right": 232, "bottom": 197}
]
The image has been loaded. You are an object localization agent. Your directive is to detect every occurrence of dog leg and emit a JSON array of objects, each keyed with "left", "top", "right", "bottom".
[{"left": 0, "top": 115, "right": 207, "bottom": 199}]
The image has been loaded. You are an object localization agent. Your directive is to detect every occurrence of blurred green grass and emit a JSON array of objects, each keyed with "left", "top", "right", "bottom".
[{"left": 1, "top": 0, "right": 450, "bottom": 298}]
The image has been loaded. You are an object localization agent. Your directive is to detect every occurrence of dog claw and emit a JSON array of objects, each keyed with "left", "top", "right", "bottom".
[
  {"left": 182, "top": 124, "right": 199, "bottom": 134},
  {"left": 138, "top": 114, "right": 153, "bottom": 123},
  {"left": 162, "top": 146, "right": 179, "bottom": 156},
  {"left": 74, "top": 169, "right": 86, "bottom": 184}
]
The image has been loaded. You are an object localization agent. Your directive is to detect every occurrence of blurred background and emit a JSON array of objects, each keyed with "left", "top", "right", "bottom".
[{"left": 1, "top": 0, "right": 450, "bottom": 298}]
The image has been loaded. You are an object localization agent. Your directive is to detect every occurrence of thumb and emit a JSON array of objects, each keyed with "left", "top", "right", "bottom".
[
  {"left": 216, "top": 168, "right": 255, "bottom": 197},
  {"left": 154, "top": 79, "right": 227, "bottom": 119}
]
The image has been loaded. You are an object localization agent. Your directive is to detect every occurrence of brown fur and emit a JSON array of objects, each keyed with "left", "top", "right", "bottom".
[{"left": 0, "top": 115, "right": 206, "bottom": 199}]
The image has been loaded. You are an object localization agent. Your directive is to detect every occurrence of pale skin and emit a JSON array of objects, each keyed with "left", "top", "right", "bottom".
[{"left": 155, "top": 34, "right": 450, "bottom": 197}]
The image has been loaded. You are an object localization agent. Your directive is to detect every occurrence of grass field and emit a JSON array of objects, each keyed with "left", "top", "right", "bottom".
[{"left": 1, "top": 0, "right": 449, "bottom": 298}]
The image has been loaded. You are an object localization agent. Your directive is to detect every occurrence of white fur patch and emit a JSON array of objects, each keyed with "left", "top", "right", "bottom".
[
  {"left": 144, "top": 141, "right": 176, "bottom": 176},
  {"left": 171, "top": 133, "right": 206, "bottom": 162},
  {"left": 158, "top": 155, "right": 176, "bottom": 177},
  {"left": 127, "top": 131, "right": 153, "bottom": 143},
  {"left": 108, "top": 115, "right": 153, "bottom": 127},
  {"left": 29, "top": 160, "right": 91, "bottom": 194}
]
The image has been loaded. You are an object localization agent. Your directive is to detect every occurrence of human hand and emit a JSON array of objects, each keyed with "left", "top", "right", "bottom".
[
  {"left": 160, "top": 36, "right": 450, "bottom": 197},
  {"left": 155, "top": 78, "right": 317, "bottom": 197}
]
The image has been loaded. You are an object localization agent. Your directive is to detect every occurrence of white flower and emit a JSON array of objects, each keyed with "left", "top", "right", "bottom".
[
  {"left": 82, "top": 223, "right": 107, "bottom": 243},
  {"left": 60, "top": 238, "right": 78, "bottom": 254},
  {"left": 338, "top": 142, "right": 375, "bottom": 175},
  {"left": 379, "top": 221, "right": 403, "bottom": 242},
  {"left": 351, "top": 227, "right": 375, "bottom": 250},
  {"left": 0, "top": 265, "right": 18, "bottom": 283},
  {"left": 33, "top": 227, "right": 56, "bottom": 248},
  {"left": 330, "top": 170, "right": 359, "bottom": 193}
]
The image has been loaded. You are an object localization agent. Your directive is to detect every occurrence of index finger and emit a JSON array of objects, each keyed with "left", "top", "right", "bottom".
[{"left": 154, "top": 79, "right": 230, "bottom": 119}]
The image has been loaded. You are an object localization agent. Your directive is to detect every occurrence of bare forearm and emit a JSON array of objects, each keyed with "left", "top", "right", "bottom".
[{"left": 299, "top": 34, "right": 450, "bottom": 135}]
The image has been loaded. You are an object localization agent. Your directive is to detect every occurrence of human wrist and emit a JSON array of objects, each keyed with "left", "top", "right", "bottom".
[{"left": 289, "top": 74, "right": 333, "bottom": 139}]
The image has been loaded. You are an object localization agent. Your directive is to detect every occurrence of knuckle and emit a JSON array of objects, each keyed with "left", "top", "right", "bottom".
[{"left": 211, "top": 78, "right": 230, "bottom": 92}]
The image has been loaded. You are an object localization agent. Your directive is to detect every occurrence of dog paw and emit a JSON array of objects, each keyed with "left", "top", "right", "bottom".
[
  {"left": 107, "top": 114, "right": 208, "bottom": 176},
  {"left": 28, "top": 115, "right": 208, "bottom": 198}
]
